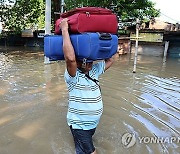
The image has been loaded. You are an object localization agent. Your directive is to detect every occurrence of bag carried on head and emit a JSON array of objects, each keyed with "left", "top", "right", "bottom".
[
  {"left": 55, "top": 7, "right": 118, "bottom": 34},
  {"left": 44, "top": 33, "right": 118, "bottom": 61}
]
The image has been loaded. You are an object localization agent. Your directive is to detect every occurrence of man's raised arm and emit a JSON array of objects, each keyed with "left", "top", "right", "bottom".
[
  {"left": 105, "top": 57, "right": 114, "bottom": 71},
  {"left": 60, "top": 18, "right": 77, "bottom": 77}
]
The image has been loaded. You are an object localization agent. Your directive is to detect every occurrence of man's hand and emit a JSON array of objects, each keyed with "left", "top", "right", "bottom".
[{"left": 60, "top": 18, "right": 69, "bottom": 32}]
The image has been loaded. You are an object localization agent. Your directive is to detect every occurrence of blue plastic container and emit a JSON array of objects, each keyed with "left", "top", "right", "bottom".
[{"left": 44, "top": 33, "right": 118, "bottom": 61}]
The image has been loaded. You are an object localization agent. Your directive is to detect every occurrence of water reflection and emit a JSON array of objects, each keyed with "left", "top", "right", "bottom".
[
  {"left": 0, "top": 52, "right": 13, "bottom": 78},
  {"left": 0, "top": 48, "right": 179, "bottom": 154}
]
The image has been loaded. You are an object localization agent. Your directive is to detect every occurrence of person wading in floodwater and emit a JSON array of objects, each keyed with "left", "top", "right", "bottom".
[{"left": 60, "top": 18, "right": 114, "bottom": 154}]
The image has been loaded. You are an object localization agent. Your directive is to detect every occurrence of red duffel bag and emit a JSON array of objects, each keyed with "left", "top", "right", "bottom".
[{"left": 55, "top": 7, "right": 118, "bottom": 34}]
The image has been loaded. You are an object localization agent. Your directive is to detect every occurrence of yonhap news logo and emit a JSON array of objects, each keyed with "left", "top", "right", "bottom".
[
  {"left": 121, "top": 133, "right": 136, "bottom": 148},
  {"left": 121, "top": 132, "right": 180, "bottom": 148}
]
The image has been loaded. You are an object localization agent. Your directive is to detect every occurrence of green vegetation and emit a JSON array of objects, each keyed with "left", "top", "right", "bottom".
[
  {"left": 0, "top": 0, "right": 45, "bottom": 35},
  {"left": 64, "top": 0, "right": 160, "bottom": 23},
  {"left": 0, "top": 0, "right": 160, "bottom": 35}
]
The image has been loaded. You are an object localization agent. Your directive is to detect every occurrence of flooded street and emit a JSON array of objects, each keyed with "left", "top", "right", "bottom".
[{"left": 0, "top": 47, "right": 179, "bottom": 154}]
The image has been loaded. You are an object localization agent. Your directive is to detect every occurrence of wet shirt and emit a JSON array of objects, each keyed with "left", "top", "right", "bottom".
[{"left": 64, "top": 61, "right": 105, "bottom": 130}]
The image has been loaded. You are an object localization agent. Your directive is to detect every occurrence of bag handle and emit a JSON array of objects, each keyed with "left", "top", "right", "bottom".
[{"left": 98, "top": 33, "right": 112, "bottom": 40}]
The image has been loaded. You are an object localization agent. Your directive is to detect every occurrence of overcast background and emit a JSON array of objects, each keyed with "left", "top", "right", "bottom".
[
  {"left": 151, "top": 0, "right": 180, "bottom": 23},
  {"left": 2, "top": 0, "right": 180, "bottom": 24}
]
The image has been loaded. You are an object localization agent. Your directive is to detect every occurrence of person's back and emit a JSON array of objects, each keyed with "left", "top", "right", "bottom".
[{"left": 60, "top": 18, "right": 114, "bottom": 154}]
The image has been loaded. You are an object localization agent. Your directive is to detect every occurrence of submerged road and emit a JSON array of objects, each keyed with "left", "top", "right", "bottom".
[{"left": 0, "top": 48, "right": 179, "bottom": 154}]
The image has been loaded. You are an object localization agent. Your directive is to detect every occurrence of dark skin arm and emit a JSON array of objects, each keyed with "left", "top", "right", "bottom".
[
  {"left": 105, "top": 57, "right": 114, "bottom": 71},
  {"left": 60, "top": 18, "right": 77, "bottom": 77}
]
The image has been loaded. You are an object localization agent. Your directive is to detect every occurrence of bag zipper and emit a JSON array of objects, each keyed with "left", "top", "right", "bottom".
[
  {"left": 86, "top": 12, "right": 90, "bottom": 17},
  {"left": 61, "top": 8, "right": 112, "bottom": 18}
]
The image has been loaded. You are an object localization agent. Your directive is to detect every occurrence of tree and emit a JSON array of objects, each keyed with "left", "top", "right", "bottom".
[
  {"left": 64, "top": 0, "right": 160, "bottom": 23},
  {"left": 0, "top": 0, "right": 160, "bottom": 34},
  {"left": 0, "top": 0, "right": 45, "bottom": 34},
  {"left": 37, "top": 0, "right": 45, "bottom": 30}
]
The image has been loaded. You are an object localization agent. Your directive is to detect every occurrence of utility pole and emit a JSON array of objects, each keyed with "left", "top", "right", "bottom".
[
  {"left": 163, "top": 41, "right": 169, "bottom": 64},
  {"left": 45, "top": 0, "right": 51, "bottom": 35},
  {"left": 44, "top": 0, "right": 51, "bottom": 64},
  {"left": 61, "top": 0, "right": 64, "bottom": 13},
  {"left": 133, "top": 18, "right": 140, "bottom": 73}
]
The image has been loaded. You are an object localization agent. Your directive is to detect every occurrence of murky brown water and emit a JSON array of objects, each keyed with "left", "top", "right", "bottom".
[{"left": 0, "top": 47, "right": 180, "bottom": 154}]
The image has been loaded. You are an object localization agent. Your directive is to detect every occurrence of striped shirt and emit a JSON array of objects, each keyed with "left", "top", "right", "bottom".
[{"left": 64, "top": 61, "right": 105, "bottom": 130}]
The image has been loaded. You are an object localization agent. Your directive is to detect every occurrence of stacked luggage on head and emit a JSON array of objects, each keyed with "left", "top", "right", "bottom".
[{"left": 44, "top": 7, "right": 119, "bottom": 62}]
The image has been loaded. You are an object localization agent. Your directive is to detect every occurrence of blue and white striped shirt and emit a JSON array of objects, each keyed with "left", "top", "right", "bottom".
[{"left": 64, "top": 61, "right": 105, "bottom": 130}]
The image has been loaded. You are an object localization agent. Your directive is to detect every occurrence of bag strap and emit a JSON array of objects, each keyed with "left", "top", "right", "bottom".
[{"left": 85, "top": 72, "right": 101, "bottom": 92}]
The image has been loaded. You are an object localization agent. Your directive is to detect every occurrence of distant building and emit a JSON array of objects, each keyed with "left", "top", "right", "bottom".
[
  {"left": 117, "top": 19, "right": 180, "bottom": 58},
  {"left": 149, "top": 19, "right": 179, "bottom": 31}
]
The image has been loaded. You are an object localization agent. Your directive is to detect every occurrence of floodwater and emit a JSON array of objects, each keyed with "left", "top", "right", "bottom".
[{"left": 0, "top": 47, "right": 179, "bottom": 154}]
